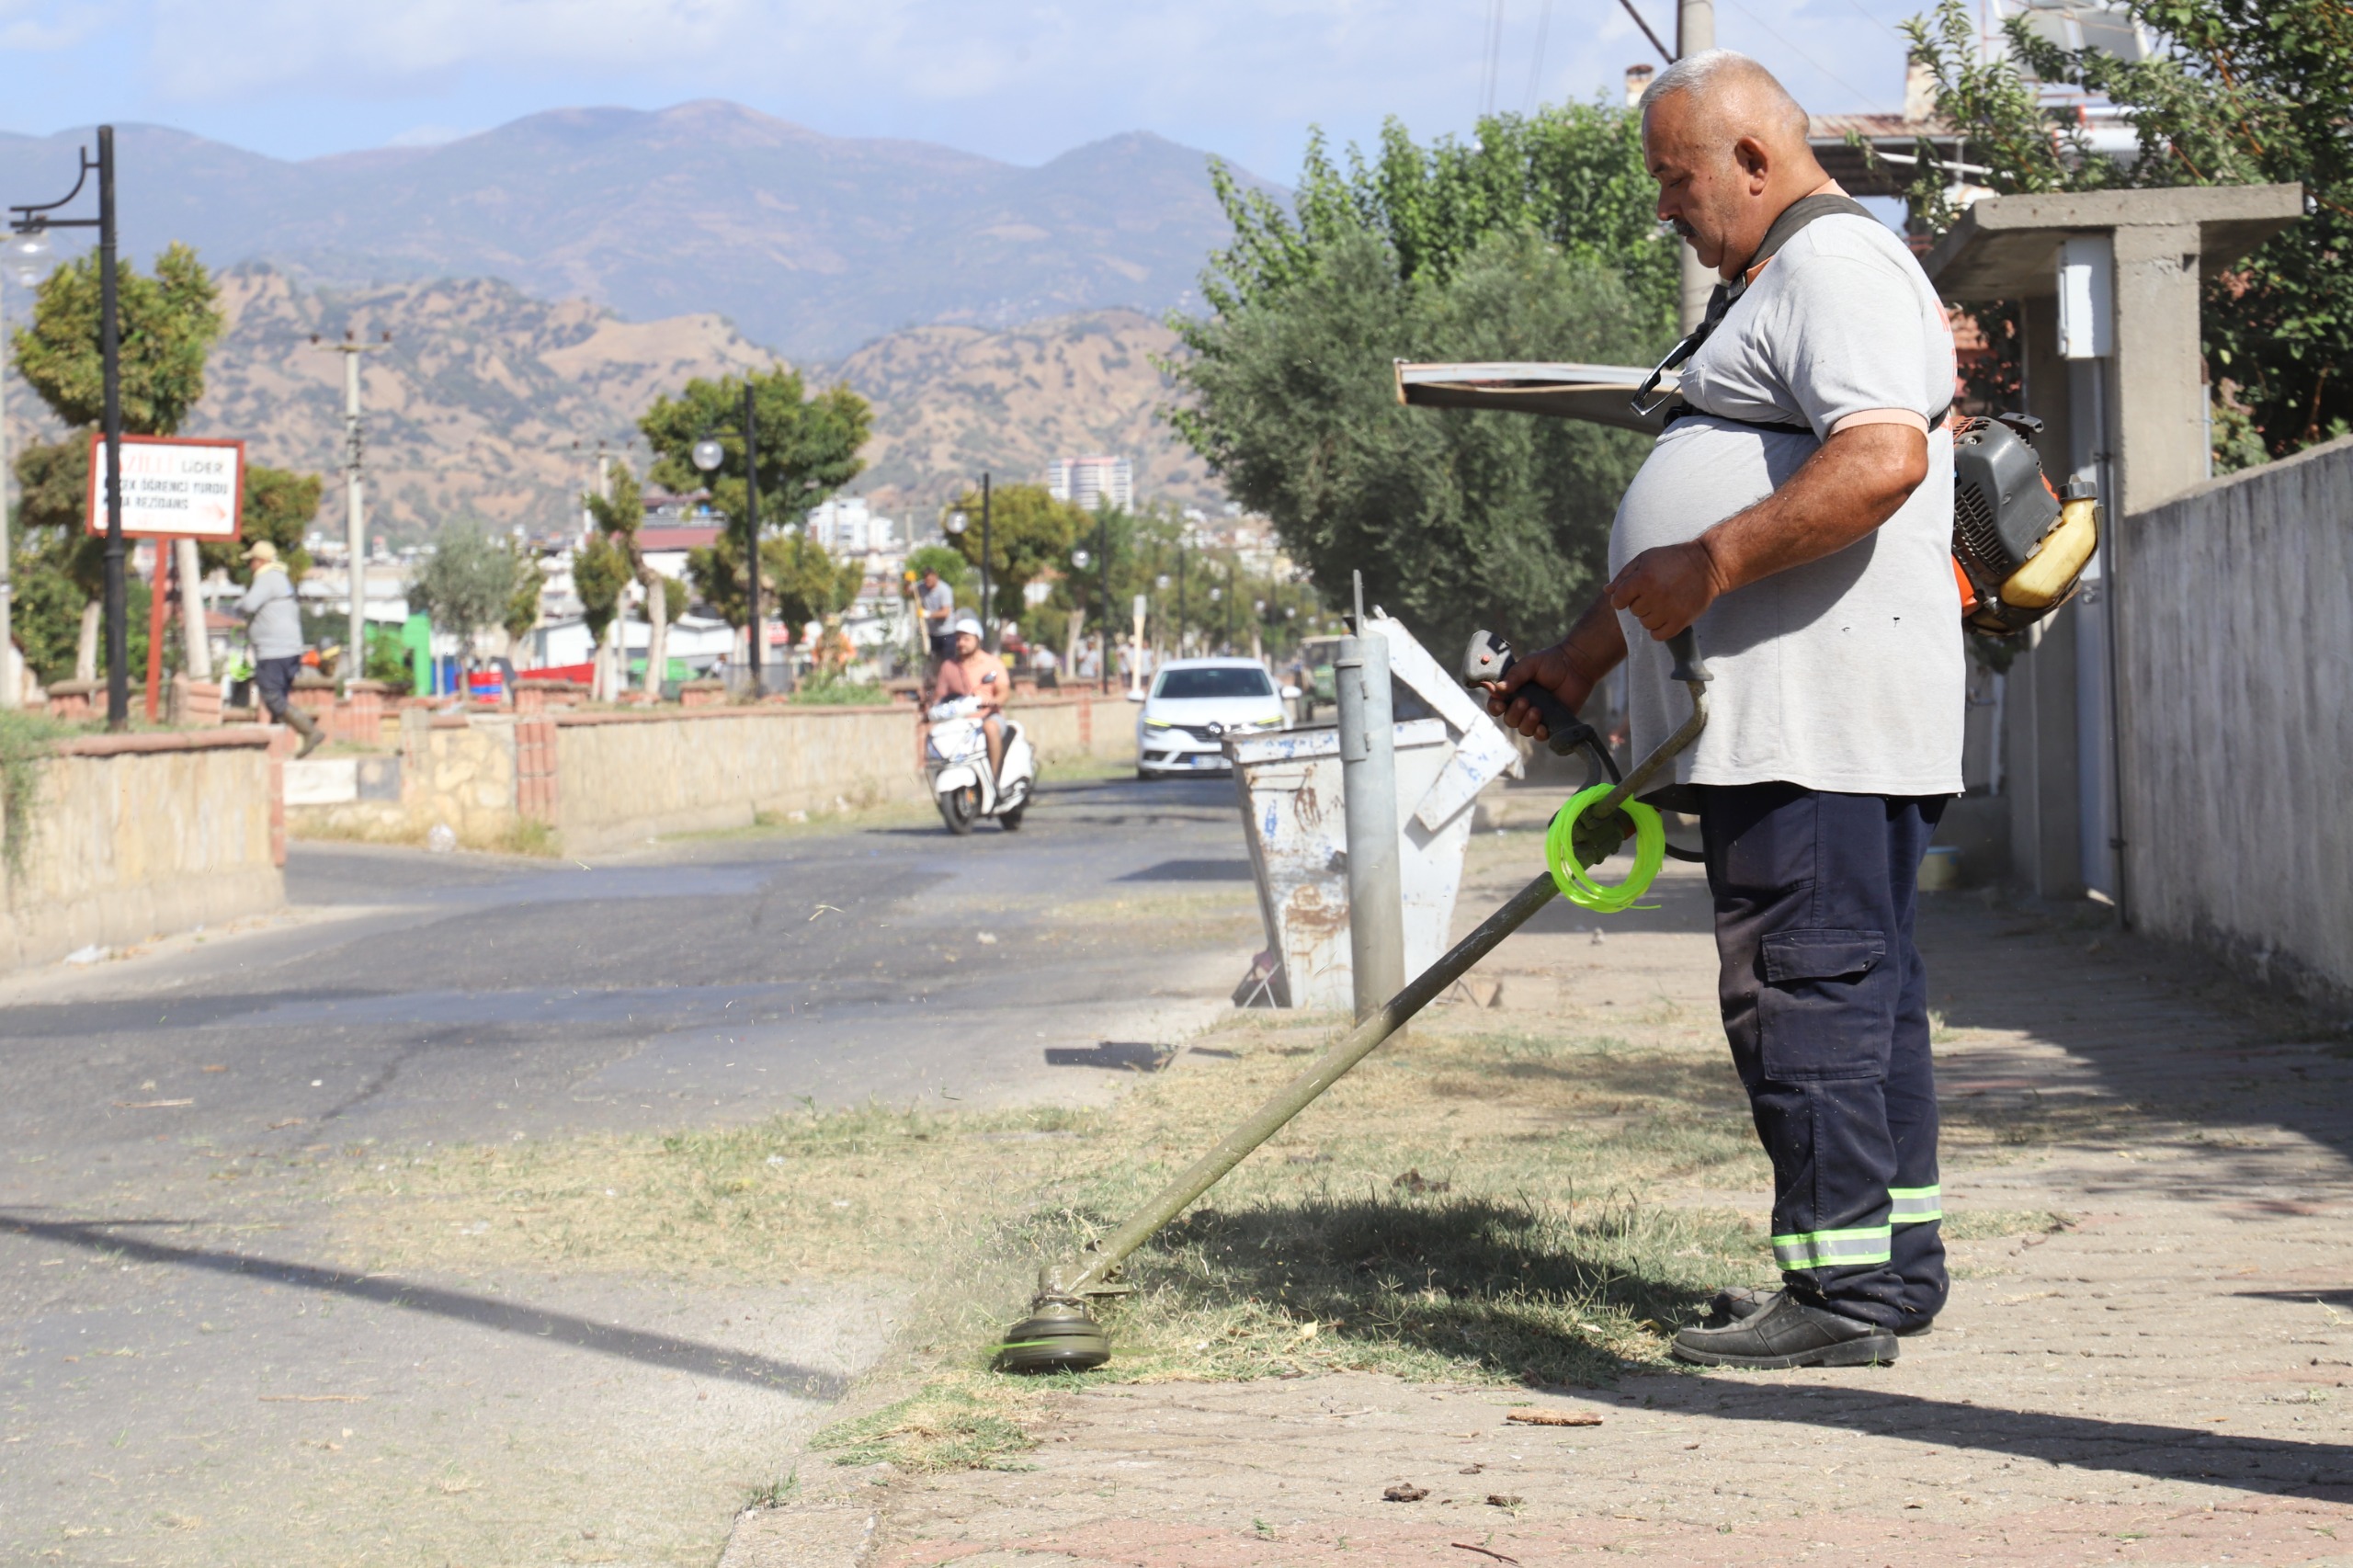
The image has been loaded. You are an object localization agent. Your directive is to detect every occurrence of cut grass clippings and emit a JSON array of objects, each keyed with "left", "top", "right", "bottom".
[{"left": 339, "top": 993, "right": 2089, "bottom": 1473}]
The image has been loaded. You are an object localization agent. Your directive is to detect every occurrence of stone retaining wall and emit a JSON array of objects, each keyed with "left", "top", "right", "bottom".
[
  {"left": 280, "top": 692, "right": 1138, "bottom": 857},
  {"left": 1, "top": 729, "right": 284, "bottom": 972}
]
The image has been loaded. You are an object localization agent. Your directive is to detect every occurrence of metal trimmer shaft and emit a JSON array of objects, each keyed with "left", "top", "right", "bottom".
[{"left": 1001, "top": 627, "right": 1713, "bottom": 1374}]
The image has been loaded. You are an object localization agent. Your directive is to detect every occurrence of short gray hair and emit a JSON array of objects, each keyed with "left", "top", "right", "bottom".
[{"left": 1638, "top": 48, "right": 1808, "bottom": 140}]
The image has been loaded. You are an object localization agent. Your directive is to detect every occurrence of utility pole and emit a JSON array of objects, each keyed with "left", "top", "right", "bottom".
[
  {"left": 313, "top": 330, "right": 390, "bottom": 694},
  {"left": 1676, "top": 0, "right": 1716, "bottom": 333}
]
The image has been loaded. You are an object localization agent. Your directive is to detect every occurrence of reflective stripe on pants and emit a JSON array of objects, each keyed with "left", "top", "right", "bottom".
[
  {"left": 1890, "top": 1185, "right": 1942, "bottom": 1225},
  {"left": 1771, "top": 1225, "right": 1893, "bottom": 1271}
]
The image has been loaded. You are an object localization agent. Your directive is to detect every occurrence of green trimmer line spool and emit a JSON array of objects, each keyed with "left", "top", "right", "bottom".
[{"left": 995, "top": 628, "right": 1711, "bottom": 1376}]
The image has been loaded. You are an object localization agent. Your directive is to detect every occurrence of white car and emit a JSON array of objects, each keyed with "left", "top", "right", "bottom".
[{"left": 1134, "top": 658, "right": 1292, "bottom": 778}]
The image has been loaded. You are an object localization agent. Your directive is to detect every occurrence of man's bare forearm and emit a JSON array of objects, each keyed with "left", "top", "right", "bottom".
[
  {"left": 1698, "top": 423, "right": 1927, "bottom": 593},
  {"left": 1552, "top": 590, "right": 1630, "bottom": 682}
]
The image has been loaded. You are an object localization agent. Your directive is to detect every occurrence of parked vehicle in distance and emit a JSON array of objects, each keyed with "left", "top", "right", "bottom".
[{"left": 1134, "top": 658, "right": 1294, "bottom": 778}]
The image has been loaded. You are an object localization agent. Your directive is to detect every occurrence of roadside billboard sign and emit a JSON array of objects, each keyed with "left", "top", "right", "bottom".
[{"left": 84, "top": 434, "right": 245, "bottom": 540}]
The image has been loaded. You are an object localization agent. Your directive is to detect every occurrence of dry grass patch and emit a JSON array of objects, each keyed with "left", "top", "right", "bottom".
[{"left": 339, "top": 992, "right": 2090, "bottom": 1471}]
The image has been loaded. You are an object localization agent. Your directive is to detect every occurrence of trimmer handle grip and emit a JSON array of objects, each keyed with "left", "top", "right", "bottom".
[
  {"left": 1461, "top": 630, "right": 1597, "bottom": 757},
  {"left": 1665, "top": 627, "right": 1711, "bottom": 685}
]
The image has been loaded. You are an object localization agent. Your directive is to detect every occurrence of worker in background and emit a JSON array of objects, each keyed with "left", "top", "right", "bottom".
[
  {"left": 236, "top": 540, "right": 324, "bottom": 758},
  {"left": 1487, "top": 51, "right": 1959, "bottom": 1369},
  {"left": 917, "top": 566, "right": 956, "bottom": 670}
]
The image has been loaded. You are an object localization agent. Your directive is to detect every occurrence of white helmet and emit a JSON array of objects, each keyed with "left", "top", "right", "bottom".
[{"left": 949, "top": 615, "right": 984, "bottom": 640}]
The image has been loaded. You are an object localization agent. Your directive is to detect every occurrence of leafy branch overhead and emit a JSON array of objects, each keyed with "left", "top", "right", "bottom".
[
  {"left": 1168, "top": 102, "right": 1672, "bottom": 654},
  {"left": 1903, "top": 0, "right": 2353, "bottom": 459}
]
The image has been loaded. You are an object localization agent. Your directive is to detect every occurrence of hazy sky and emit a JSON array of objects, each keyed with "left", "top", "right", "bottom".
[{"left": 0, "top": 0, "right": 1940, "bottom": 176}]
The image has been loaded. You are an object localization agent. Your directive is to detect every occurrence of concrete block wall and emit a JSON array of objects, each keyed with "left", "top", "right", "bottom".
[
  {"left": 0, "top": 730, "right": 285, "bottom": 972},
  {"left": 2119, "top": 432, "right": 2353, "bottom": 1000}
]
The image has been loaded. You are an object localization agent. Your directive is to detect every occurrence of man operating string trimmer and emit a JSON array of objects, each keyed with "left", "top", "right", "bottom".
[{"left": 1484, "top": 51, "right": 1961, "bottom": 1369}]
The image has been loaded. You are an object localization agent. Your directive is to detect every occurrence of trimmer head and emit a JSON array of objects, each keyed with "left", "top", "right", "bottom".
[{"left": 995, "top": 1295, "right": 1109, "bottom": 1374}]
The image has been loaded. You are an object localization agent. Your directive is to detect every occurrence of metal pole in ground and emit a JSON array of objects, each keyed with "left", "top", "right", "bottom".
[
  {"left": 979, "top": 472, "right": 994, "bottom": 652},
  {"left": 98, "top": 125, "right": 126, "bottom": 731},
  {"left": 744, "top": 381, "right": 763, "bottom": 698},
  {"left": 1675, "top": 0, "right": 1715, "bottom": 334},
  {"left": 1334, "top": 585, "right": 1404, "bottom": 1024}
]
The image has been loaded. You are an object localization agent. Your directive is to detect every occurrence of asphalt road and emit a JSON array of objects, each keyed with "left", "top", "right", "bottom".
[{"left": 0, "top": 775, "right": 1260, "bottom": 1566}]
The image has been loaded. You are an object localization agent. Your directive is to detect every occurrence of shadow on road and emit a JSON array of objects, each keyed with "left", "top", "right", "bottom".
[{"left": 1, "top": 1212, "right": 847, "bottom": 1399}]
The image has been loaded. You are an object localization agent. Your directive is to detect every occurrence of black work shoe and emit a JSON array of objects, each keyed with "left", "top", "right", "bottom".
[
  {"left": 1709, "top": 1284, "right": 1936, "bottom": 1337},
  {"left": 1672, "top": 1292, "right": 1898, "bottom": 1369}
]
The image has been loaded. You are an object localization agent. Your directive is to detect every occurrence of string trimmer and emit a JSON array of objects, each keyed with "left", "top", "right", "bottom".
[{"left": 995, "top": 628, "right": 1713, "bottom": 1372}]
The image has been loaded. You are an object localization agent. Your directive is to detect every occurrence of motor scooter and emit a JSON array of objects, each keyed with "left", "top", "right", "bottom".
[{"left": 925, "top": 697, "right": 1036, "bottom": 835}]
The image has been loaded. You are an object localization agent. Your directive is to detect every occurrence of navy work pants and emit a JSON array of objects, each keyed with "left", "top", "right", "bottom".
[
  {"left": 1697, "top": 783, "right": 1948, "bottom": 1332},
  {"left": 254, "top": 655, "right": 302, "bottom": 722}
]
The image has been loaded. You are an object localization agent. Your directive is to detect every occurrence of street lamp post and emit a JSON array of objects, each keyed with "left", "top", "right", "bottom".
[
  {"left": 1176, "top": 547, "right": 1187, "bottom": 660},
  {"left": 690, "top": 381, "right": 764, "bottom": 697},
  {"left": 979, "top": 473, "right": 993, "bottom": 651},
  {"left": 9, "top": 128, "right": 124, "bottom": 727}
]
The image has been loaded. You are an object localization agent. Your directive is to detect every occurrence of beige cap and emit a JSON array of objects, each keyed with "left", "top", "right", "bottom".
[{"left": 244, "top": 540, "right": 277, "bottom": 562}]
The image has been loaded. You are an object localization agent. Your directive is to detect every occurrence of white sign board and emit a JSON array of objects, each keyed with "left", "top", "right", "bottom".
[{"left": 85, "top": 434, "right": 245, "bottom": 540}]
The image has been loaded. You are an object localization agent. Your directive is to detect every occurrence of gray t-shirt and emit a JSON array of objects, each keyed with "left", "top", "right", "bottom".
[
  {"left": 920, "top": 580, "right": 954, "bottom": 631},
  {"left": 1612, "top": 212, "right": 1963, "bottom": 797}
]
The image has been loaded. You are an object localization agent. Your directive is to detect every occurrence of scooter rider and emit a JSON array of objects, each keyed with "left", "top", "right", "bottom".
[
  {"left": 927, "top": 615, "right": 1010, "bottom": 782},
  {"left": 1487, "top": 51, "right": 1960, "bottom": 1369}
]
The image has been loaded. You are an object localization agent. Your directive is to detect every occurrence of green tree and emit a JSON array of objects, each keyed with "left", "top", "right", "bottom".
[
  {"left": 505, "top": 543, "right": 548, "bottom": 642},
  {"left": 940, "top": 483, "right": 1084, "bottom": 628},
  {"left": 1170, "top": 104, "right": 1670, "bottom": 654},
  {"left": 766, "top": 533, "right": 865, "bottom": 633},
  {"left": 410, "top": 523, "right": 519, "bottom": 651},
  {"left": 7, "top": 243, "right": 331, "bottom": 685},
  {"left": 1174, "top": 225, "right": 1655, "bottom": 656},
  {"left": 1901, "top": 0, "right": 2353, "bottom": 462},
  {"left": 11, "top": 243, "right": 223, "bottom": 434},
  {"left": 574, "top": 534, "right": 631, "bottom": 650},
  {"left": 641, "top": 367, "right": 867, "bottom": 682}
]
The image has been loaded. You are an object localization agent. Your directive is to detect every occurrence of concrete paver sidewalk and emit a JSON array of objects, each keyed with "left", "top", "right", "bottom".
[{"left": 795, "top": 852, "right": 2353, "bottom": 1568}]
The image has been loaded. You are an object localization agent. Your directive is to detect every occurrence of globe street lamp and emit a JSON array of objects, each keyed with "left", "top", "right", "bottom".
[
  {"left": 690, "top": 382, "right": 765, "bottom": 696},
  {"left": 11, "top": 130, "right": 125, "bottom": 727}
]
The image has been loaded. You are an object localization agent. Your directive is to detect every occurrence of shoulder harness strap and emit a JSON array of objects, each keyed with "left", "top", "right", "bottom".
[{"left": 1636, "top": 193, "right": 1952, "bottom": 437}]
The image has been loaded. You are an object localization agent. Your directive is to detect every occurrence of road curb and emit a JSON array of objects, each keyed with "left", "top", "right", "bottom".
[{"left": 718, "top": 1500, "right": 880, "bottom": 1568}]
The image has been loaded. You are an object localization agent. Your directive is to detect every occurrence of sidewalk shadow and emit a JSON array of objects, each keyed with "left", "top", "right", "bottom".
[
  {"left": 0, "top": 1212, "right": 845, "bottom": 1400},
  {"left": 1915, "top": 894, "right": 2353, "bottom": 1182},
  {"left": 1132, "top": 1195, "right": 1719, "bottom": 1387},
  {"left": 1661, "top": 1379, "right": 2353, "bottom": 1500}
]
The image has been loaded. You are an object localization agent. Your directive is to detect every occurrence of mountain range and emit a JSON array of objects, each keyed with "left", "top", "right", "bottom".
[
  {"left": 4, "top": 266, "right": 1215, "bottom": 540},
  {"left": 0, "top": 102, "right": 1270, "bottom": 360}
]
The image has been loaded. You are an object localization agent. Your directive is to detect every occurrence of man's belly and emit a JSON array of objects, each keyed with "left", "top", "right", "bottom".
[{"left": 1609, "top": 418, "right": 1965, "bottom": 797}]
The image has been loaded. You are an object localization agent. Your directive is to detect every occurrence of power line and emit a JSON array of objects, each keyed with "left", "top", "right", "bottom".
[
  {"left": 1478, "top": 0, "right": 1507, "bottom": 119},
  {"left": 1718, "top": 0, "right": 1894, "bottom": 110},
  {"left": 1618, "top": 0, "right": 1676, "bottom": 65},
  {"left": 1522, "top": 0, "right": 1555, "bottom": 111}
]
